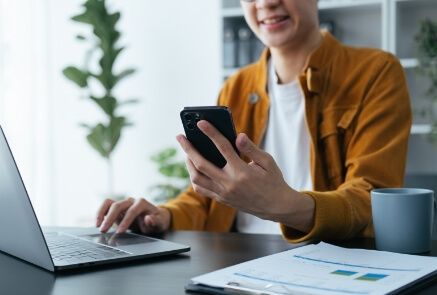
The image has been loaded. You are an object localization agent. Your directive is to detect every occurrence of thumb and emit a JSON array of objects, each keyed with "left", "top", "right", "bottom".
[
  {"left": 144, "top": 209, "right": 170, "bottom": 233},
  {"left": 145, "top": 214, "right": 164, "bottom": 233},
  {"left": 236, "top": 133, "right": 271, "bottom": 167},
  {"left": 145, "top": 215, "right": 156, "bottom": 228}
]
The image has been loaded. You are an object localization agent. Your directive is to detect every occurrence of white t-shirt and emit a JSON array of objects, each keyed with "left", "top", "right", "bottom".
[{"left": 236, "top": 59, "right": 312, "bottom": 234}]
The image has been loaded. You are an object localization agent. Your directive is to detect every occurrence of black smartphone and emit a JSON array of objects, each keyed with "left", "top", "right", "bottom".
[{"left": 180, "top": 106, "right": 239, "bottom": 168}]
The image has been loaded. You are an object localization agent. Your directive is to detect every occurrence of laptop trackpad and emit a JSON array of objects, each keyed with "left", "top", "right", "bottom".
[{"left": 81, "top": 232, "right": 157, "bottom": 247}]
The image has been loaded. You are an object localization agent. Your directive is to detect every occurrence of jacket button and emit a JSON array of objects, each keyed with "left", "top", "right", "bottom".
[{"left": 248, "top": 93, "right": 259, "bottom": 104}]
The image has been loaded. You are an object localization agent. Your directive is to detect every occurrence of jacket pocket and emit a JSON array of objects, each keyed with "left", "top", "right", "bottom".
[{"left": 319, "top": 106, "right": 358, "bottom": 188}]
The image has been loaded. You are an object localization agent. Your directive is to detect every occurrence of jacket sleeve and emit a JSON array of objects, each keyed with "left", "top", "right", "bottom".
[
  {"left": 159, "top": 185, "right": 211, "bottom": 230},
  {"left": 281, "top": 53, "right": 412, "bottom": 243}
]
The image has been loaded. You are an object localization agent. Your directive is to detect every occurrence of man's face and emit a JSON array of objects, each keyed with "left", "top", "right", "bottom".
[{"left": 241, "top": 0, "right": 319, "bottom": 50}]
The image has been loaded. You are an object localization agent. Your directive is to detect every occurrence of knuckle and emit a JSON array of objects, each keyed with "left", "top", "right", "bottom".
[
  {"left": 236, "top": 173, "right": 250, "bottom": 185},
  {"left": 266, "top": 152, "right": 275, "bottom": 162},
  {"left": 192, "top": 184, "right": 199, "bottom": 193},
  {"left": 216, "top": 193, "right": 230, "bottom": 205},
  {"left": 195, "top": 161, "right": 208, "bottom": 172},
  {"left": 111, "top": 202, "right": 123, "bottom": 211},
  {"left": 193, "top": 183, "right": 205, "bottom": 195},
  {"left": 226, "top": 184, "right": 239, "bottom": 196},
  {"left": 190, "top": 173, "right": 202, "bottom": 185},
  {"left": 244, "top": 142, "right": 255, "bottom": 154},
  {"left": 103, "top": 198, "right": 114, "bottom": 206}
]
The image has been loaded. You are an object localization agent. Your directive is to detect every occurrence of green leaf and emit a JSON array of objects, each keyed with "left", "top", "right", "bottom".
[
  {"left": 151, "top": 148, "right": 177, "bottom": 163},
  {"left": 115, "top": 68, "right": 136, "bottom": 85},
  {"left": 76, "top": 35, "right": 86, "bottom": 41},
  {"left": 93, "top": 71, "right": 117, "bottom": 91},
  {"left": 159, "top": 163, "right": 189, "bottom": 178},
  {"left": 150, "top": 184, "right": 186, "bottom": 202},
  {"left": 118, "top": 99, "right": 139, "bottom": 106},
  {"left": 79, "top": 123, "right": 92, "bottom": 129},
  {"left": 113, "top": 47, "right": 124, "bottom": 64},
  {"left": 86, "top": 123, "right": 110, "bottom": 158},
  {"left": 73, "top": 0, "right": 105, "bottom": 25},
  {"left": 62, "top": 66, "right": 89, "bottom": 88},
  {"left": 90, "top": 95, "right": 117, "bottom": 116},
  {"left": 71, "top": 10, "right": 95, "bottom": 25},
  {"left": 108, "top": 116, "right": 129, "bottom": 152}
]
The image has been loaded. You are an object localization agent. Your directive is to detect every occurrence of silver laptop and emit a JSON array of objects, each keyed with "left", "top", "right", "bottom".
[{"left": 0, "top": 125, "right": 190, "bottom": 272}]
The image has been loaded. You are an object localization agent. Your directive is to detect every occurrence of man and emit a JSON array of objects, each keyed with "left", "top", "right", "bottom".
[{"left": 96, "top": 0, "right": 411, "bottom": 243}]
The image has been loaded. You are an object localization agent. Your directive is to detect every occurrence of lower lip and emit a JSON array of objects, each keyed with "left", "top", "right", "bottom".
[{"left": 260, "top": 18, "right": 288, "bottom": 30}]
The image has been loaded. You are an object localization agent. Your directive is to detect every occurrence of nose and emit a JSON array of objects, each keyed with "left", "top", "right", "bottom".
[{"left": 255, "top": 0, "right": 280, "bottom": 8}]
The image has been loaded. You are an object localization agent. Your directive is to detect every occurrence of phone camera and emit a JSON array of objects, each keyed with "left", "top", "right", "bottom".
[
  {"left": 187, "top": 123, "right": 195, "bottom": 130},
  {"left": 184, "top": 114, "right": 192, "bottom": 121}
]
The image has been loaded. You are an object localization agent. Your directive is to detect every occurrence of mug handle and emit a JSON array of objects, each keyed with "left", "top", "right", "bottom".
[{"left": 430, "top": 195, "right": 436, "bottom": 239}]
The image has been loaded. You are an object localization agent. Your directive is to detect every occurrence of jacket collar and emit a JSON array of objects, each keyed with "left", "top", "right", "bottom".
[
  {"left": 256, "top": 31, "right": 340, "bottom": 95},
  {"left": 303, "top": 31, "right": 341, "bottom": 94}
]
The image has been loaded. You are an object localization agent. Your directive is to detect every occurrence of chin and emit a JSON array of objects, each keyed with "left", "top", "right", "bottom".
[{"left": 259, "top": 31, "right": 297, "bottom": 48}]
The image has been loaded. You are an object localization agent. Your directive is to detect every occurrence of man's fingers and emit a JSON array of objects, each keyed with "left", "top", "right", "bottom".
[
  {"left": 176, "top": 133, "right": 218, "bottom": 177},
  {"left": 143, "top": 214, "right": 165, "bottom": 233},
  {"left": 185, "top": 157, "right": 221, "bottom": 199},
  {"left": 96, "top": 198, "right": 115, "bottom": 227},
  {"left": 197, "top": 120, "right": 240, "bottom": 164},
  {"left": 236, "top": 133, "right": 272, "bottom": 169},
  {"left": 116, "top": 198, "right": 158, "bottom": 233},
  {"left": 99, "top": 198, "right": 134, "bottom": 233}
]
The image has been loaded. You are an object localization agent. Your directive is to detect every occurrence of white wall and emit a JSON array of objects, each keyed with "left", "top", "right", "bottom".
[{"left": 0, "top": 0, "right": 222, "bottom": 226}]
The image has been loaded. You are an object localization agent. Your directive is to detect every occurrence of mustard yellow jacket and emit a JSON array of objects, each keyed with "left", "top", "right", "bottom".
[{"left": 161, "top": 32, "right": 412, "bottom": 243}]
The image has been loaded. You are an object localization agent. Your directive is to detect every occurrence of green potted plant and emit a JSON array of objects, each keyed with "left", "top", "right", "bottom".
[
  {"left": 63, "top": 0, "right": 137, "bottom": 198},
  {"left": 415, "top": 19, "right": 437, "bottom": 145},
  {"left": 149, "top": 147, "right": 190, "bottom": 203}
]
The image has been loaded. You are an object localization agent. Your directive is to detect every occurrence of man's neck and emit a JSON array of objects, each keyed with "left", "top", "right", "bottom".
[{"left": 270, "top": 32, "right": 322, "bottom": 85}]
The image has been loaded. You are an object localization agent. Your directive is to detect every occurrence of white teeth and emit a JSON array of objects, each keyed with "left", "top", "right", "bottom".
[{"left": 263, "top": 17, "right": 285, "bottom": 24}]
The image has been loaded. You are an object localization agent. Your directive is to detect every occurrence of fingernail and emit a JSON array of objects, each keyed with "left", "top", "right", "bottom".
[
  {"left": 197, "top": 121, "right": 207, "bottom": 131},
  {"left": 116, "top": 225, "right": 125, "bottom": 234},
  {"left": 240, "top": 134, "right": 247, "bottom": 146},
  {"left": 99, "top": 222, "right": 107, "bottom": 232},
  {"left": 146, "top": 215, "right": 155, "bottom": 228}
]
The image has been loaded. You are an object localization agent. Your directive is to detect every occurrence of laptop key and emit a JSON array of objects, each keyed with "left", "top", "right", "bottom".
[{"left": 45, "top": 233, "right": 129, "bottom": 262}]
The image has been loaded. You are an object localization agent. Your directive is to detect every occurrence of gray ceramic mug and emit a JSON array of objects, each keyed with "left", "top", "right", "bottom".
[{"left": 371, "top": 188, "right": 435, "bottom": 254}]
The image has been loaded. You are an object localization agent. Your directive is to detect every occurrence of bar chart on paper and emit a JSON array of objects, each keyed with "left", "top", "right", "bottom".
[{"left": 191, "top": 242, "right": 437, "bottom": 295}]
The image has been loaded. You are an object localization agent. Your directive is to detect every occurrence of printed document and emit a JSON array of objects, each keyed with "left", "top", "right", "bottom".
[{"left": 191, "top": 242, "right": 437, "bottom": 295}]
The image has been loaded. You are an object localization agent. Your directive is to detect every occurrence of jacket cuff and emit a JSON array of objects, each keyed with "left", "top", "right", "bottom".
[
  {"left": 158, "top": 201, "right": 204, "bottom": 231},
  {"left": 280, "top": 190, "right": 351, "bottom": 243}
]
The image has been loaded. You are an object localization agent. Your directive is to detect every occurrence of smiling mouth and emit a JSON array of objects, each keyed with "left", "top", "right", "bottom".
[{"left": 262, "top": 16, "right": 288, "bottom": 25}]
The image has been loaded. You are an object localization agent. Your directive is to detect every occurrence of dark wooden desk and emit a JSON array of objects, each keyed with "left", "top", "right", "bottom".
[{"left": 1, "top": 231, "right": 437, "bottom": 294}]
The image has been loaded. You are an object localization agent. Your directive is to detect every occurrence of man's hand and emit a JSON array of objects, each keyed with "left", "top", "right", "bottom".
[
  {"left": 96, "top": 198, "right": 171, "bottom": 234},
  {"left": 176, "top": 120, "right": 315, "bottom": 233}
]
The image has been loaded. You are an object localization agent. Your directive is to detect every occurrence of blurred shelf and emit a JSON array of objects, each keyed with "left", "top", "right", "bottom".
[
  {"left": 222, "top": 68, "right": 238, "bottom": 78},
  {"left": 221, "top": 7, "right": 243, "bottom": 18},
  {"left": 411, "top": 124, "right": 432, "bottom": 135},
  {"left": 400, "top": 58, "right": 419, "bottom": 68},
  {"left": 318, "top": 0, "right": 381, "bottom": 10}
]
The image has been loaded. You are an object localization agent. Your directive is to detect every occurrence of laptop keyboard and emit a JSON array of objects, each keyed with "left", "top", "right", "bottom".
[{"left": 45, "top": 232, "right": 129, "bottom": 263}]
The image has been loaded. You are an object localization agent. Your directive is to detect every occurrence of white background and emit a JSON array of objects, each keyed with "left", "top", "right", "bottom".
[{"left": 0, "top": 0, "right": 222, "bottom": 226}]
